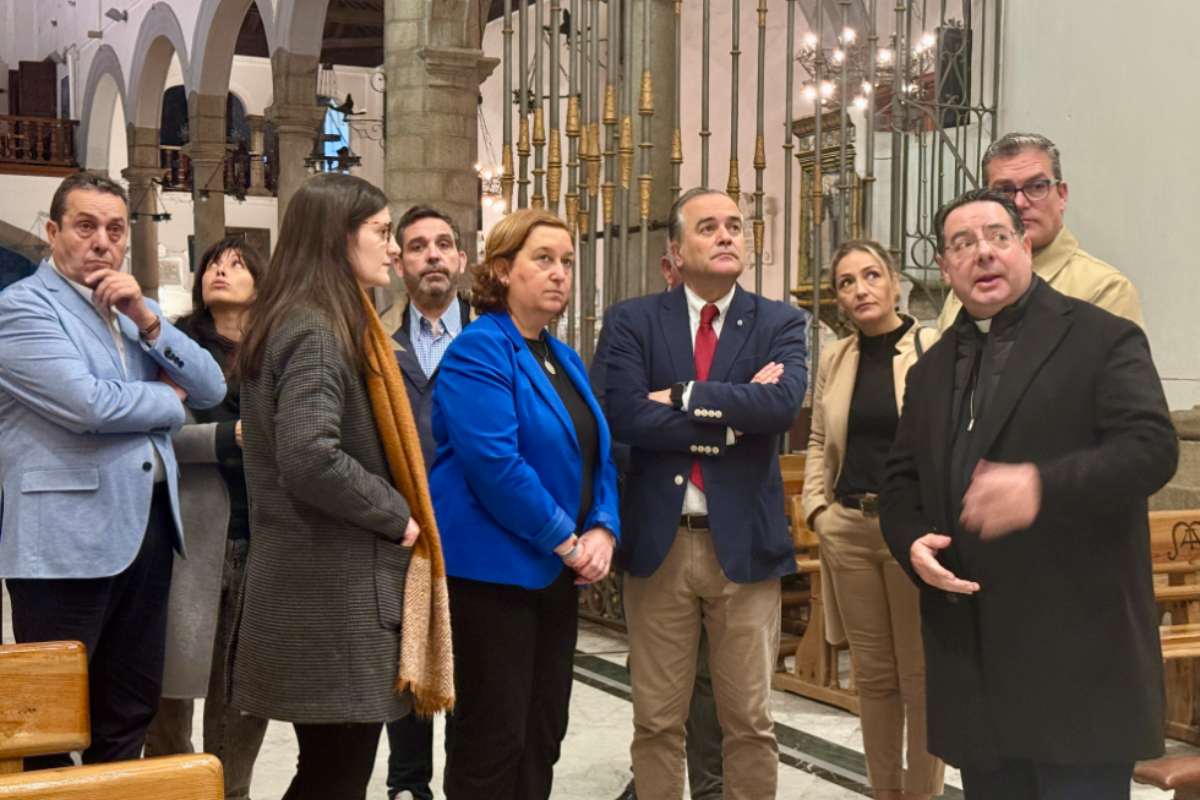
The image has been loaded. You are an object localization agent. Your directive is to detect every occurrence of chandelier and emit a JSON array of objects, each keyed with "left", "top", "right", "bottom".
[
  {"left": 795, "top": 25, "right": 943, "bottom": 108},
  {"left": 475, "top": 162, "right": 506, "bottom": 213}
]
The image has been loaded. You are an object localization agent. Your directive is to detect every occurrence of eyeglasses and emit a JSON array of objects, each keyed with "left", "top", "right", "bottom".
[
  {"left": 945, "top": 226, "right": 1020, "bottom": 259},
  {"left": 991, "top": 178, "right": 1060, "bottom": 202}
]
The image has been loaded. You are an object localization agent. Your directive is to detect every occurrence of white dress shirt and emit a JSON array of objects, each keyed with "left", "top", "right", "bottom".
[{"left": 680, "top": 283, "right": 737, "bottom": 515}]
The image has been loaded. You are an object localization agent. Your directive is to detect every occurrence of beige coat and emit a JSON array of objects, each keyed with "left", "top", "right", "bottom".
[
  {"left": 937, "top": 225, "right": 1144, "bottom": 330},
  {"left": 802, "top": 319, "right": 936, "bottom": 644}
]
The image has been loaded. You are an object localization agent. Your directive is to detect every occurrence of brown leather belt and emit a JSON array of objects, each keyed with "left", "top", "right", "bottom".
[{"left": 679, "top": 514, "right": 710, "bottom": 530}]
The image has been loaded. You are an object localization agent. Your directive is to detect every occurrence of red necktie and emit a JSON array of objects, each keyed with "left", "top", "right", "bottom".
[{"left": 690, "top": 303, "right": 719, "bottom": 491}]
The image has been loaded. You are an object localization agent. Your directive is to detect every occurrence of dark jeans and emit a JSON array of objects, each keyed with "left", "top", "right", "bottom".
[
  {"left": 7, "top": 483, "right": 174, "bottom": 767},
  {"left": 960, "top": 759, "right": 1133, "bottom": 800},
  {"left": 144, "top": 539, "right": 268, "bottom": 800},
  {"left": 443, "top": 569, "right": 578, "bottom": 800},
  {"left": 386, "top": 713, "right": 435, "bottom": 800},
  {"left": 281, "top": 722, "right": 383, "bottom": 800}
]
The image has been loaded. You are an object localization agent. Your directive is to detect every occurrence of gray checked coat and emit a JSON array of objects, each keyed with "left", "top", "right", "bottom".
[{"left": 231, "top": 308, "right": 414, "bottom": 723}]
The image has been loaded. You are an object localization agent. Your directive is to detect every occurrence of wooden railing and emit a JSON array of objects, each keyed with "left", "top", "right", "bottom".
[{"left": 0, "top": 115, "right": 79, "bottom": 175}]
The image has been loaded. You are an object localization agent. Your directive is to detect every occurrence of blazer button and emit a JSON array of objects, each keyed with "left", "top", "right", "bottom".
[
  {"left": 674, "top": 475, "right": 685, "bottom": 486},
  {"left": 142, "top": 462, "right": 152, "bottom": 472}
]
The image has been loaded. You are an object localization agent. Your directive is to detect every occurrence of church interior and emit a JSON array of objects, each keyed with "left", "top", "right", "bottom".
[{"left": 1, "top": 1, "right": 1199, "bottom": 797}]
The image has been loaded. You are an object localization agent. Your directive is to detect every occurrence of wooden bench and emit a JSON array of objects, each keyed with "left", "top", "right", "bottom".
[
  {"left": 0, "top": 642, "right": 89, "bottom": 773},
  {"left": 771, "top": 454, "right": 861, "bottom": 714},
  {"left": 1148, "top": 509, "right": 1200, "bottom": 745},
  {"left": 0, "top": 754, "right": 224, "bottom": 799}
]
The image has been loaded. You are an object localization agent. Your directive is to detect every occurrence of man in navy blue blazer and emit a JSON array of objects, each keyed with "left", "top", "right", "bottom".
[
  {"left": 0, "top": 172, "right": 225, "bottom": 765},
  {"left": 603, "top": 187, "right": 808, "bottom": 799},
  {"left": 380, "top": 205, "right": 471, "bottom": 800}
]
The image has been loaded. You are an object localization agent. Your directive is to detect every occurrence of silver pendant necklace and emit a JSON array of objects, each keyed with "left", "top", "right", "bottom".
[{"left": 528, "top": 338, "right": 556, "bottom": 375}]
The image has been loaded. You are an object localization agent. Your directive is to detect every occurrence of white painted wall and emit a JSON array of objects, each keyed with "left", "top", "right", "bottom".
[{"left": 998, "top": 0, "right": 1200, "bottom": 410}]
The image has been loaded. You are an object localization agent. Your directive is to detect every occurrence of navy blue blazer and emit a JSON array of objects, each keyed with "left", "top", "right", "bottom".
[
  {"left": 430, "top": 311, "right": 621, "bottom": 590},
  {"left": 391, "top": 298, "right": 472, "bottom": 468},
  {"left": 603, "top": 285, "right": 808, "bottom": 583}
]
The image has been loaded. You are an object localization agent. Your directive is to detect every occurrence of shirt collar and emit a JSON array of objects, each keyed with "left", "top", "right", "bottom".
[
  {"left": 683, "top": 282, "right": 737, "bottom": 323},
  {"left": 409, "top": 296, "right": 463, "bottom": 336},
  {"left": 50, "top": 256, "right": 110, "bottom": 319}
]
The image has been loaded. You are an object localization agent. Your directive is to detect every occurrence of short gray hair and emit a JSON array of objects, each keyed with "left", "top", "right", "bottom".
[
  {"left": 667, "top": 187, "right": 732, "bottom": 243},
  {"left": 982, "top": 132, "right": 1063, "bottom": 183}
]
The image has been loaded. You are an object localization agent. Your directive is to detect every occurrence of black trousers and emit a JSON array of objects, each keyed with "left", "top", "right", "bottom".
[
  {"left": 443, "top": 568, "right": 578, "bottom": 800},
  {"left": 7, "top": 483, "right": 175, "bottom": 767},
  {"left": 386, "top": 712, "right": 435, "bottom": 800},
  {"left": 281, "top": 722, "right": 383, "bottom": 800},
  {"left": 960, "top": 758, "right": 1133, "bottom": 800}
]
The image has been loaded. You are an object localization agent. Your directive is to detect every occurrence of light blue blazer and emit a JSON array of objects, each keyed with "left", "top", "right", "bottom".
[
  {"left": 430, "top": 311, "right": 620, "bottom": 590},
  {"left": 0, "top": 261, "right": 226, "bottom": 578}
]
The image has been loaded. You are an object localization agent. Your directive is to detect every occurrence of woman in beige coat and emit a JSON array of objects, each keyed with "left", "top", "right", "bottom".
[{"left": 802, "top": 240, "right": 944, "bottom": 800}]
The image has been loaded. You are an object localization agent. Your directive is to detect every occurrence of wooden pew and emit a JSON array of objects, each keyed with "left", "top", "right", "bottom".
[
  {"left": 0, "top": 754, "right": 224, "bottom": 799},
  {"left": 771, "top": 453, "right": 861, "bottom": 714},
  {"left": 0, "top": 642, "right": 89, "bottom": 773},
  {"left": 1148, "top": 509, "right": 1200, "bottom": 745}
]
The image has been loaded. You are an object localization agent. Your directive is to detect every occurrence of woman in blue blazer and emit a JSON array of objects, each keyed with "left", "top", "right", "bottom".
[{"left": 431, "top": 209, "right": 620, "bottom": 800}]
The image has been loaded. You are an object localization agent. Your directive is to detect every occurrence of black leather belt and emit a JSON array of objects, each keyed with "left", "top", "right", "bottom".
[
  {"left": 679, "top": 514, "right": 710, "bottom": 530},
  {"left": 836, "top": 493, "right": 880, "bottom": 518}
]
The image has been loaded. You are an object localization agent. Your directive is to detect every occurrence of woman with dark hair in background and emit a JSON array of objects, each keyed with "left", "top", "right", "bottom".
[
  {"left": 802, "top": 240, "right": 944, "bottom": 800},
  {"left": 144, "top": 237, "right": 268, "bottom": 800},
  {"left": 432, "top": 208, "right": 620, "bottom": 800},
  {"left": 233, "top": 172, "right": 452, "bottom": 800}
]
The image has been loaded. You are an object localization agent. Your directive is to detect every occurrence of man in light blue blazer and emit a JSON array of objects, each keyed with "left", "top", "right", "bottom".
[{"left": 0, "top": 172, "right": 225, "bottom": 766}]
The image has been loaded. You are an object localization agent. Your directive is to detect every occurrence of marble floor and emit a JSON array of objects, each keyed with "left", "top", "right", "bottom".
[{"left": 2, "top": 591, "right": 1194, "bottom": 798}]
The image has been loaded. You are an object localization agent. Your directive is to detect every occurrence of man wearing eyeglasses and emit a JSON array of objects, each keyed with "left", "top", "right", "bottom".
[
  {"left": 882, "top": 187, "right": 1176, "bottom": 799},
  {"left": 936, "top": 132, "right": 1143, "bottom": 330}
]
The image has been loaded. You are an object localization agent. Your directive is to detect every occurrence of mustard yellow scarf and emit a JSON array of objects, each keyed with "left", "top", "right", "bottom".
[{"left": 360, "top": 289, "right": 454, "bottom": 716}]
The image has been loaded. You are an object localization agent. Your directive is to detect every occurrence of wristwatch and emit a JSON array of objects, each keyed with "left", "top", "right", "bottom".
[{"left": 669, "top": 381, "right": 686, "bottom": 410}]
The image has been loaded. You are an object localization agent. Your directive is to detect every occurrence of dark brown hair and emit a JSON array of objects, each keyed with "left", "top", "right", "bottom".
[
  {"left": 933, "top": 188, "right": 1025, "bottom": 254},
  {"left": 236, "top": 172, "right": 390, "bottom": 379},
  {"left": 470, "top": 209, "right": 570, "bottom": 315},
  {"left": 50, "top": 172, "right": 129, "bottom": 225}
]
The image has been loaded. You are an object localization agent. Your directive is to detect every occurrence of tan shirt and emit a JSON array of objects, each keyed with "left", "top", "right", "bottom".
[{"left": 936, "top": 226, "right": 1144, "bottom": 331}]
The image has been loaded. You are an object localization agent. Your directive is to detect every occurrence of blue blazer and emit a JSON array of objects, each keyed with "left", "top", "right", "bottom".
[
  {"left": 0, "top": 261, "right": 226, "bottom": 578},
  {"left": 430, "top": 311, "right": 621, "bottom": 590},
  {"left": 603, "top": 285, "right": 808, "bottom": 584}
]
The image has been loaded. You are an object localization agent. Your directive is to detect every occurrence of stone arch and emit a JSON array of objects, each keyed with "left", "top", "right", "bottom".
[
  {"left": 127, "top": 3, "right": 191, "bottom": 131},
  {"left": 78, "top": 45, "right": 128, "bottom": 172},
  {"left": 190, "top": 0, "right": 277, "bottom": 99},
  {"left": 272, "top": 0, "right": 329, "bottom": 61}
]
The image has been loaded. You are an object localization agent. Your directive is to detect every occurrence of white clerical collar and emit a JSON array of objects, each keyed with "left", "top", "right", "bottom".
[{"left": 974, "top": 318, "right": 992, "bottom": 334}]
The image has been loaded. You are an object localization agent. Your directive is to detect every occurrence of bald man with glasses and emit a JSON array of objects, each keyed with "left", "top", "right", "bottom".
[{"left": 937, "top": 132, "right": 1144, "bottom": 331}]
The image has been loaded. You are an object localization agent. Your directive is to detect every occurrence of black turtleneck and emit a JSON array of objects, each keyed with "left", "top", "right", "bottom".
[{"left": 835, "top": 317, "right": 914, "bottom": 499}]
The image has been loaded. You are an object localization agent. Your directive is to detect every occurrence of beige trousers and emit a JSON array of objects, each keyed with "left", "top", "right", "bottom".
[
  {"left": 625, "top": 525, "right": 781, "bottom": 800},
  {"left": 819, "top": 502, "right": 944, "bottom": 794}
]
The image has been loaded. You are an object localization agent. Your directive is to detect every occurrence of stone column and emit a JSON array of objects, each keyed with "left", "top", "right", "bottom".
[
  {"left": 267, "top": 51, "right": 325, "bottom": 225},
  {"left": 123, "top": 125, "right": 162, "bottom": 299},
  {"left": 246, "top": 114, "right": 269, "bottom": 196},
  {"left": 385, "top": 0, "right": 499, "bottom": 268},
  {"left": 186, "top": 92, "right": 228, "bottom": 269}
]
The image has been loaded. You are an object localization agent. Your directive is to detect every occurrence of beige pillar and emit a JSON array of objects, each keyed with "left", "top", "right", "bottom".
[
  {"left": 385, "top": 0, "right": 499, "bottom": 268},
  {"left": 247, "top": 114, "right": 269, "bottom": 196},
  {"left": 267, "top": 50, "right": 325, "bottom": 225},
  {"left": 186, "top": 92, "right": 228, "bottom": 268},
  {"left": 123, "top": 125, "right": 162, "bottom": 299}
]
